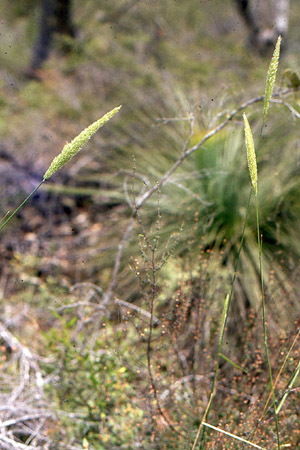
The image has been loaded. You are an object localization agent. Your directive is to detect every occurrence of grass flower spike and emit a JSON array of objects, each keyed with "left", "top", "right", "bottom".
[
  {"left": 43, "top": 105, "right": 122, "bottom": 180},
  {"left": 263, "top": 35, "right": 281, "bottom": 119},
  {"left": 243, "top": 113, "right": 257, "bottom": 196}
]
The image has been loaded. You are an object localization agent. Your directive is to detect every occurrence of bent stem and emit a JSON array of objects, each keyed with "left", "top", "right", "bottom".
[
  {"left": 255, "top": 195, "right": 280, "bottom": 450},
  {"left": 0, "top": 180, "right": 45, "bottom": 232}
]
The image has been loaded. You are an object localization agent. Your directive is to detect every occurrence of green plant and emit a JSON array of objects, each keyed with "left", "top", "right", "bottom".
[{"left": 43, "top": 314, "right": 144, "bottom": 448}]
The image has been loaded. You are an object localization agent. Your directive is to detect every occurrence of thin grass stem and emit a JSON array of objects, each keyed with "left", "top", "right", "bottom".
[
  {"left": 255, "top": 328, "right": 300, "bottom": 432},
  {"left": 255, "top": 196, "right": 280, "bottom": 450},
  {"left": 218, "top": 353, "right": 248, "bottom": 374},
  {"left": 276, "top": 360, "right": 300, "bottom": 414},
  {"left": 191, "top": 189, "right": 252, "bottom": 450},
  {"left": 202, "top": 422, "right": 269, "bottom": 450},
  {"left": 0, "top": 180, "right": 45, "bottom": 232}
]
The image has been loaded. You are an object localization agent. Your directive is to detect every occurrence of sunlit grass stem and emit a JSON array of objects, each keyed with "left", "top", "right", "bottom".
[{"left": 0, "top": 181, "right": 44, "bottom": 232}]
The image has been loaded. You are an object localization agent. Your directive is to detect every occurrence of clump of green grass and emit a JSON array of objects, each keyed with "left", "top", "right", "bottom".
[{"left": 96, "top": 94, "right": 300, "bottom": 317}]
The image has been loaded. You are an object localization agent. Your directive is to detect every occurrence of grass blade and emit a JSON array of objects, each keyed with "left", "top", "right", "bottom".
[{"left": 218, "top": 353, "right": 248, "bottom": 374}]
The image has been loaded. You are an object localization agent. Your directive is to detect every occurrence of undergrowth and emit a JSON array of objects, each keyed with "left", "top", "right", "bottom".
[{"left": 0, "top": 2, "right": 300, "bottom": 450}]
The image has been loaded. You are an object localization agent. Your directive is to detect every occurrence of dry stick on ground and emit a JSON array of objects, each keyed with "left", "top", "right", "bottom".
[
  {"left": 69, "top": 283, "right": 160, "bottom": 323},
  {"left": 115, "top": 297, "right": 160, "bottom": 324},
  {"left": 0, "top": 434, "right": 36, "bottom": 450},
  {"left": 0, "top": 322, "right": 44, "bottom": 395},
  {"left": 0, "top": 397, "right": 53, "bottom": 447},
  {"left": 0, "top": 322, "right": 54, "bottom": 449}
]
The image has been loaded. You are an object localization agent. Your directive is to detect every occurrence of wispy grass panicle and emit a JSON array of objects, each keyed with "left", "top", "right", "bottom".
[
  {"left": 43, "top": 106, "right": 121, "bottom": 180},
  {"left": 263, "top": 36, "right": 281, "bottom": 119},
  {"left": 243, "top": 113, "right": 257, "bottom": 196}
]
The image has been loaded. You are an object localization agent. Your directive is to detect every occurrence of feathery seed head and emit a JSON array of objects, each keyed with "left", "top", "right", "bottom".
[
  {"left": 243, "top": 113, "right": 257, "bottom": 196},
  {"left": 43, "top": 105, "right": 121, "bottom": 180},
  {"left": 263, "top": 36, "right": 281, "bottom": 119}
]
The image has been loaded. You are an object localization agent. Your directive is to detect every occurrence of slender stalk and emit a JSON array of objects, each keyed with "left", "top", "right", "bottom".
[
  {"left": 276, "top": 360, "right": 300, "bottom": 414},
  {"left": 191, "top": 295, "right": 230, "bottom": 450},
  {"left": 261, "top": 327, "right": 300, "bottom": 419},
  {"left": 218, "top": 353, "right": 248, "bottom": 374},
  {"left": 0, "top": 180, "right": 45, "bottom": 232},
  {"left": 191, "top": 189, "right": 252, "bottom": 450},
  {"left": 255, "top": 195, "right": 280, "bottom": 450}
]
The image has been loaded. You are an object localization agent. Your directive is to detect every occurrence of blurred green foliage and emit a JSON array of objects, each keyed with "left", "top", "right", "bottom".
[{"left": 43, "top": 315, "right": 144, "bottom": 448}]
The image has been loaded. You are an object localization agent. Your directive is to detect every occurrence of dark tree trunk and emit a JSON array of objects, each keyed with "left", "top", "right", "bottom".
[
  {"left": 235, "top": 0, "right": 290, "bottom": 55},
  {"left": 28, "top": 0, "right": 74, "bottom": 76}
]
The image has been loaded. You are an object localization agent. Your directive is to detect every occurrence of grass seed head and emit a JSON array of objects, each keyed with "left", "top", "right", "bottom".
[
  {"left": 263, "top": 35, "right": 281, "bottom": 119},
  {"left": 43, "top": 105, "right": 122, "bottom": 180},
  {"left": 243, "top": 113, "right": 257, "bottom": 196}
]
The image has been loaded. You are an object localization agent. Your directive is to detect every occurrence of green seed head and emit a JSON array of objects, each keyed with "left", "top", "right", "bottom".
[
  {"left": 263, "top": 36, "right": 281, "bottom": 119},
  {"left": 243, "top": 113, "right": 257, "bottom": 196},
  {"left": 43, "top": 105, "right": 121, "bottom": 180}
]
